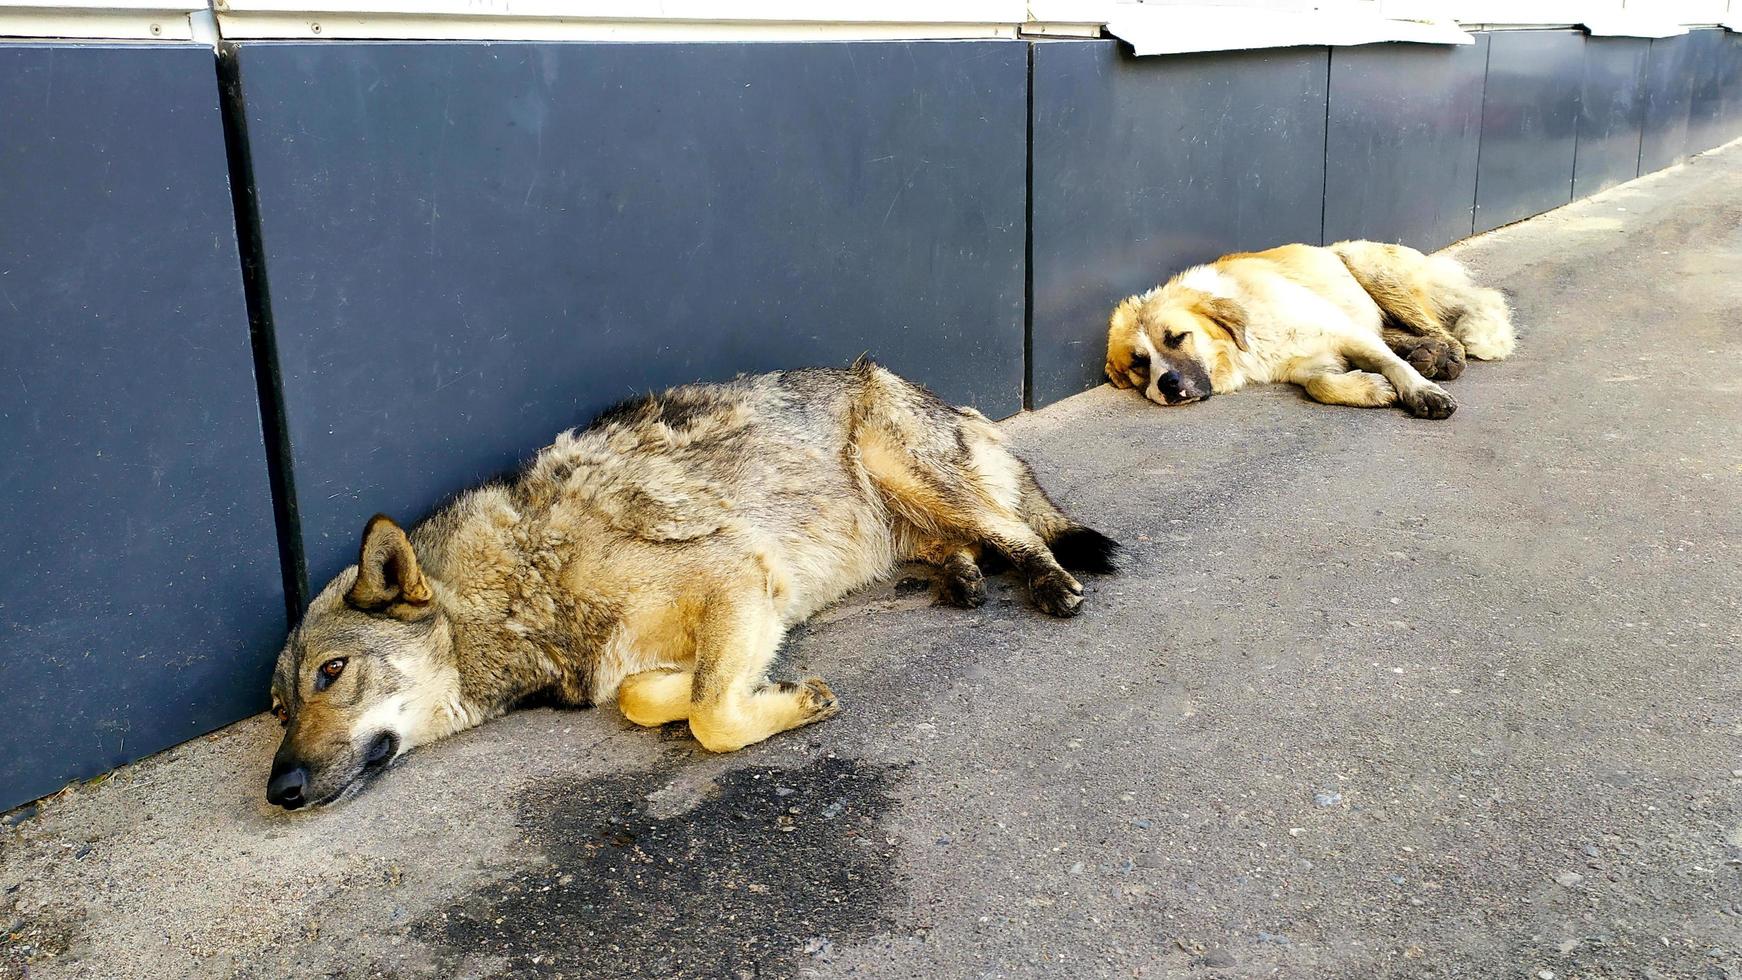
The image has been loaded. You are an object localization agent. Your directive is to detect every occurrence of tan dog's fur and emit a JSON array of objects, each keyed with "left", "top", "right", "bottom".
[
  {"left": 265, "top": 363, "right": 1118, "bottom": 807},
  {"left": 1105, "top": 241, "right": 1515, "bottom": 419}
]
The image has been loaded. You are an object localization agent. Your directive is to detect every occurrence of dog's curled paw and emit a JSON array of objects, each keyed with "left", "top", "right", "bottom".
[
  {"left": 1401, "top": 384, "right": 1457, "bottom": 420},
  {"left": 1029, "top": 570, "right": 1085, "bottom": 618},
  {"left": 796, "top": 677, "right": 840, "bottom": 723},
  {"left": 1394, "top": 335, "right": 1467, "bottom": 381}
]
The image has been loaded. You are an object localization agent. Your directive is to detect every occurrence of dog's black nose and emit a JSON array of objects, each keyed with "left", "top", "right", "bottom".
[
  {"left": 1155, "top": 369, "right": 1183, "bottom": 400},
  {"left": 267, "top": 766, "right": 309, "bottom": 810}
]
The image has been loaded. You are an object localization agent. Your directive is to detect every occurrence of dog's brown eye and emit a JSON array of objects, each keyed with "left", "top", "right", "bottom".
[
  {"left": 272, "top": 705, "right": 289, "bottom": 725},
  {"left": 314, "top": 657, "right": 348, "bottom": 693}
]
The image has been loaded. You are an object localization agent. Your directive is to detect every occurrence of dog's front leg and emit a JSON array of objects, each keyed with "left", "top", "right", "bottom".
[
  {"left": 683, "top": 586, "right": 839, "bottom": 753},
  {"left": 1340, "top": 335, "right": 1457, "bottom": 419},
  {"left": 1291, "top": 355, "right": 1397, "bottom": 409}
]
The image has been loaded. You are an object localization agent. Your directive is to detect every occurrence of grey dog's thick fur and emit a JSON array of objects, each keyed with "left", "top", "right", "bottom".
[{"left": 266, "top": 362, "right": 1117, "bottom": 807}]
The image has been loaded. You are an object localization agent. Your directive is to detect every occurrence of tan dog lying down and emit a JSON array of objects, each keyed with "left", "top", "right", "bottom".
[{"left": 1105, "top": 241, "right": 1515, "bottom": 419}]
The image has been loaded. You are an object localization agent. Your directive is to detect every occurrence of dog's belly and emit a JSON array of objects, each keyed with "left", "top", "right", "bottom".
[
  {"left": 763, "top": 492, "right": 900, "bottom": 623},
  {"left": 1243, "top": 277, "right": 1384, "bottom": 381}
]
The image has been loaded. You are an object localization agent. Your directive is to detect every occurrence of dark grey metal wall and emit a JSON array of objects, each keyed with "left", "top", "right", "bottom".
[
  {"left": 1323, "top": 38, "right": 1489, "bottom": 251},
  {"left": 1641, "top": 33, "right": 1698, "bottom": 173},
  {"left": 1725, "top": 33, "right": 1742, "bottom": 137},
  {"left": 1028, "top": 41, "right": 1329, "bottom": 406},
  {"left": 0, "top": 43, "right": 283, "bottom": 811},
  {"left": 1686, "top": 28, "right": 1732, "bottom": 158},
  {"left": 1575, "top": 36, "right": 1649, "bottom": 199},
  {"left": 233, "top": 40, "right": 1029, "bottom": 591},
  {"left": 1475, "top": 30, "right": 1583, "bottom": 233}
]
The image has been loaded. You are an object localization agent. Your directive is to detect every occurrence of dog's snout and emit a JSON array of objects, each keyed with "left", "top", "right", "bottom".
[
  {"left": 267, "top": 764, "right": 309, "bottom": 810},
  {"left": 1154, "top": 369, "right": 1183, "bottom": 400}
]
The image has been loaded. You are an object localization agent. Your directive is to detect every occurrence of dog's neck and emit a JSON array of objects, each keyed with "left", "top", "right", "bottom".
[{"left": 414, "top": 484, "right": 612, "bottom": 722}]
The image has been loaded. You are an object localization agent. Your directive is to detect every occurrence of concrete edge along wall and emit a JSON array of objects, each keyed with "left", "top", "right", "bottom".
[{"left": 4, "top": 26, "right": 1742, "bottom": 813}]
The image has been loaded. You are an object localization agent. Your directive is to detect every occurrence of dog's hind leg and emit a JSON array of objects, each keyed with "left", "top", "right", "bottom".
[
  {"left": 619, "top": 668, "right": 694, "bottom": 727},
  {"left": 907, "top": 536, "right": 988, "bottom": 609},
  {"left": 874, "top": 450, "right": 1083, "bottom": 616},
  {"left": 851, "top": 362, "right": 1116, "bottom": 616},
  {"left": 1333, "top": 240, "right": 1468, "bottom": 379},
  {"left": 685, "top": 586, "right": 838, "bottom": 753},
  {"left": 862, "top": 428, "right": 1090, "bottom": 617},
  {"left": 1423, "top": 255, "right": 1515, "bottom": 360}
]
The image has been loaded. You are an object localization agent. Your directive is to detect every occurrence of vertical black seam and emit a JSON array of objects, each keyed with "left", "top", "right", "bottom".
[
  {"left": 1022, "top": 40, "right": 1036, "bottom": 412},
  {"left": 216, "top": 42, "right": 308, "bottom": 622},
  {"left": 1319, "top": 46, "right": 1332, "bottom": 246},
  {"left": 1470, "top": 32, "right": 1495, "bottom": 235}
]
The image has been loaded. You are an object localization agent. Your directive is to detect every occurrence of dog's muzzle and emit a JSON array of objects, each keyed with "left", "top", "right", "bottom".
[{"left": 1153, "top": 369, "right": 1210, "bottom": 405}]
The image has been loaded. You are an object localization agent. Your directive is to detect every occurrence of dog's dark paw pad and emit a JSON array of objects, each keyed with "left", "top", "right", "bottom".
[
  {"left": 938, "top": 571, "right": 987, "bottom": 609},
  {"left": 1402, "top": 385, "right": 1457, "bottom": 420},
  {"left": 1030, "top": 572, "right": 1085, "bottom": 618}
]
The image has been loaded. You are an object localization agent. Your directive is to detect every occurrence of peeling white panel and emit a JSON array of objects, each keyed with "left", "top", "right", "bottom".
[
  {"left": 1621, "top": 0, "right": 1726, "bottom": 25},
  {"left": 1104, "top": 4, "right": 1471, "bottom": 55},
  {"left": 1451, "top": 0, "right": 1616, "bottom": 24},
  {"left": 1441, "top": 0, "right": 1705, "bottom": 34},
  {"left": 1581, "top": 12, "right": 1689, "bottom": 37}
]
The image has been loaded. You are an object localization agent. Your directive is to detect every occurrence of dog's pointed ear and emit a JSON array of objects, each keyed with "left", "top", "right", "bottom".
[
  {"left": 346, "top": 514, "right": 434, "bottom": 617},
  {"left": 1198, "top": 297, "right": 1251, "bottom": 352}
]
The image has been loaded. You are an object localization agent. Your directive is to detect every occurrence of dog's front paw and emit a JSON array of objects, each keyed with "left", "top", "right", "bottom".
[
  {"left": 1029, "top": 570, "right": 1085, "bottom": 618},
  {"left": 1392, "top": 335, "right": 1466, "bottom": 380},
  {"left": 795, "top": 677, "right": 841, "bottom": 723},
  {"left": 1401, "top": 384, "right": 1457, "bottom": 420}
]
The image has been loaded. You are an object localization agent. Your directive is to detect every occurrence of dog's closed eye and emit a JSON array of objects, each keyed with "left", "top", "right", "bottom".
[{"left": 1162, "top": 333, "right": 1185, "bottom": 349}]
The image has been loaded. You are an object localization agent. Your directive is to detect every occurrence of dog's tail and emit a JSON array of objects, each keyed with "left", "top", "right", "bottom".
[
  {"left": 1331, "top": 240, "right": 1516, "bottom": 362},
  {"left": 1048, "top": 525, "right": 1123, "bottom": 574},
  {"left": 1426, "top": 254, "right": 1516, "bottom": 361},
  {"left": 1013, "top": 466, "right": 1122, "bottom": 574}
]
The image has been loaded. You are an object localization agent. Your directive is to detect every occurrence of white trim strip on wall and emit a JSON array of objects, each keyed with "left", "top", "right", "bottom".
[
  {"left": 0, "top": 6, "right": 199, "bottom": 38},
  {"left": 0, "top": 0, "right": 1736, "bottom": 44},
  {"left": 211, "top": 12, "right": 1019, "bottom": 39}
]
